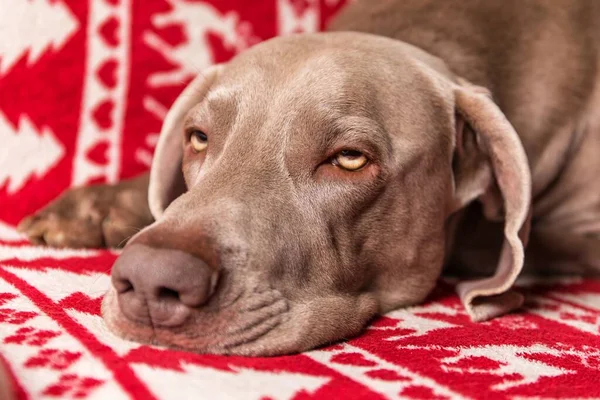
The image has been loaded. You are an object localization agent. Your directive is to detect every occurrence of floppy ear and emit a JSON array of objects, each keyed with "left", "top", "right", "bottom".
[
  {"left": 450, "top": 79, "right": 532, "bottom": 322},
  {"left": 148, "top": 64, "right": 223, "bottom": 219}
]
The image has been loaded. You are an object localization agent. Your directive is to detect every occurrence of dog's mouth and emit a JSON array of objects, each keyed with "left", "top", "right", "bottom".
[
  {"left": 102, "top": 280, "right": 379, "bottom": 356},
  {"left": 101, "top": 283, "right": 298, "bottom": 355}
]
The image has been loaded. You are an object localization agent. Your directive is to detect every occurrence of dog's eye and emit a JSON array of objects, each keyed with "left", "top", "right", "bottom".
[
  {"left": 333, "top": 150, "right": 368, "bottom": 171},
  {"left": 189, "top": 130, "right": 208, "bottom": 153}
]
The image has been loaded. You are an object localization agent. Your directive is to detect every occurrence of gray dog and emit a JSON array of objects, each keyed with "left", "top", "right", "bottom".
[{"left": 18, "top": 0, "right": 600, "bottom": 356}]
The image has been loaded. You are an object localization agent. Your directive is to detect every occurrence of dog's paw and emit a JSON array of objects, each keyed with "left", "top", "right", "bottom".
[{"left": 18, "top": 181, "right": 153, "bottom": 249}]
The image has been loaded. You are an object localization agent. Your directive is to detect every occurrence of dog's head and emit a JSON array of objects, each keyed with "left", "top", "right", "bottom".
[{"left": 102, "top": 32, "right": 531, "bottom": 355}]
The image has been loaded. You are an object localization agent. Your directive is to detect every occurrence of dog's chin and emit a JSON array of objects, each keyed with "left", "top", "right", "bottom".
[{"left": 101, "top": 288, "right": 379, "bottom": 356}]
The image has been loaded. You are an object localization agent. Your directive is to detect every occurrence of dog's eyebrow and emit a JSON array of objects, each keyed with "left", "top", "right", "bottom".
[
  {"left": 327, "top": 116, "right": 391, "bottom": 159},
  {"left": 183, "top": 113, "right": 199, "bottom": 130},
  {"left": 183, "top": 86, "right": 239, "bottom": 133}
]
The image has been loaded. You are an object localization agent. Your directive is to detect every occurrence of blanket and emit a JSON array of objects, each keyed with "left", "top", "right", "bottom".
[{"left": 1, "top": 1, "right": 600, "bottom": 398}]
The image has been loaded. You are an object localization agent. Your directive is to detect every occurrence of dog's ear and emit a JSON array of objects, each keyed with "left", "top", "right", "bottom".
[
  {"left": 450, "top": 79, "right": 532, "bottom": 322},
  {"left": 148, "top": 65, "right": 223, "bottom": 219}
]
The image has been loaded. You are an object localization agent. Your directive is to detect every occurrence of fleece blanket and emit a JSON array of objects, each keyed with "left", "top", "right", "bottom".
[{"left": 1, "top": 0, "right": 600, "bottom": 399}]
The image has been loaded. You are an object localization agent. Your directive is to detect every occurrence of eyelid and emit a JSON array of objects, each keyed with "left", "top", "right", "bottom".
[
  {"left": 183, "top": 113, "right": 208, "bottom": 139},
  {"left": 325, "top": 142, "right": 379, "bottom": 165},
  {"left": 184, "top": 126, "right": 205, "bottom": 141},
  {"left": 323, "top": 131, "right": 381, "bottom": 162}
]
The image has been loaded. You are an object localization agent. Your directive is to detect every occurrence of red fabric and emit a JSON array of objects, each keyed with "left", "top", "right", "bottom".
[{"left": 1, "top": 1, "right": 599, "bottom": 398}]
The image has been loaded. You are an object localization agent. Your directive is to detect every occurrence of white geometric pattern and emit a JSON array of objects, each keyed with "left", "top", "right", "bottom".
[
  {"left": 72, "top": 0, "right": 132, "bottom": 185},
  {"left": 309, "top": 343, "right": 465, "bottom": 400},
  {"left": 0, "top": 0, "right": 79, "bottom": 75},
  {"left": 133, "top": 363, "right": 329, "bottom": 400},
  {"left": 438, "top": 344, "right": 574, "bottom": 390},
  {"left": 0, "top": 112, "right": 65, "bottom": 194}
]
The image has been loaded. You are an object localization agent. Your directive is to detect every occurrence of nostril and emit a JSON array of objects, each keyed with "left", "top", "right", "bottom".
[
  {"left": 114, "top": 279, "right": 133, "bottom": 294},
  {"left": 157, "top": 287, "right": 180, "bottom": 301},
  {"left": 111, "top": 244, "right": 219, "bottom": 327}
]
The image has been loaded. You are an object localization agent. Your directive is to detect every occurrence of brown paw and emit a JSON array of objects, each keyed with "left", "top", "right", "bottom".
[{"left": 18, "top": 177, "right": 153, "bottom": 249}]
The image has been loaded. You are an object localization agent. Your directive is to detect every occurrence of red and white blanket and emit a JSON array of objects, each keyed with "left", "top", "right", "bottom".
[{"left": 1, "top": 1, "right": 600, "bottom": 398}]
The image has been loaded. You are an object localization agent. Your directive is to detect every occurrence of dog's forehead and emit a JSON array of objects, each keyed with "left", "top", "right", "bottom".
[
  {"left": 191, "top": 45, "right": 370, "bottom": 140},
  {"left": 214, "top": 32, "right": 454, "bottom": 112},
  {"left": 188, "top": 33, "right": 455, "bottom": 158},
  {"left": 219, "top": 48, "right": 354, "bottom": 107}
]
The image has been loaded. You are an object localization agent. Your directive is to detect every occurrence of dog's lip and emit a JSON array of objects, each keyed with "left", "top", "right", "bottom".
[
  {"left": 102, "top": 285, "right": 290, "bottom": 353},
  {"left": 148, "top": 298, "right": 193, "bottom": 328}
]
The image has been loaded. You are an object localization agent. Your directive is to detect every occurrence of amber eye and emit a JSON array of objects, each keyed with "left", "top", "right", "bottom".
[
  {"left": 189, "top": 130, "right": 208, "bottom": 153},
  {"left": 333, "top": 150, "right": 368, "bottom": 171}
]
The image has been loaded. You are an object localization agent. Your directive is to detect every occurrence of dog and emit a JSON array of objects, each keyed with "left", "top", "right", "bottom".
[{"left": 18, "top": 0, "right": 600, "bottom": 356}]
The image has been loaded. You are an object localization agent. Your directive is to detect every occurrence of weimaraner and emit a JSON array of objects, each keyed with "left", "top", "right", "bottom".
[{"left": 17, "top": 0, "right": 600, "bottom": 356}]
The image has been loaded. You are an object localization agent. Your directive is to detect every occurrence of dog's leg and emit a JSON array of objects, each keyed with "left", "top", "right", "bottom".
[{"left": 17, "top": 173, "right": 153, "bottom": 249}]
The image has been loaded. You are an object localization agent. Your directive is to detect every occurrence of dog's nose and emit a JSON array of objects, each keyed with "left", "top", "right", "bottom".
[{"left": 111, "top": 244, "right": 218, "bottom": 327}]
